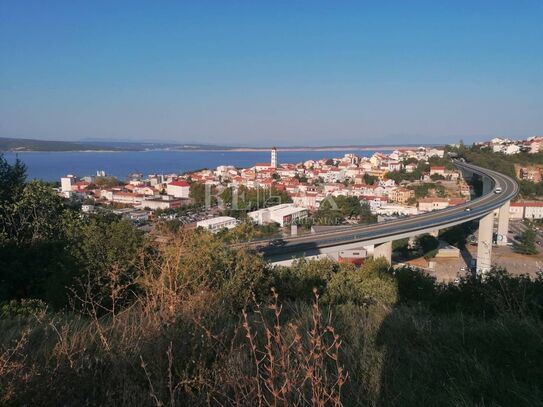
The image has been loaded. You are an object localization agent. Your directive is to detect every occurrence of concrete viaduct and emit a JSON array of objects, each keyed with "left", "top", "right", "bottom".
[{"left": 244, "top": 160, "right": 518, "bottom": 273}]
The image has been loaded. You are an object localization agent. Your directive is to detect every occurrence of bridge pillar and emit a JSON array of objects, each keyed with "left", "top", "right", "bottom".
[
  {"left": 482, "top": 176, "right": 492, "bottom": 196},
  {"left": 373, "top": 241, "right": 392, "bottom": 264},
  {"left": 476, "top": 212, "right": 494, "bottom": 273},
  {"left": 496, "top": 200, "right": 510, "bottom": 246}
]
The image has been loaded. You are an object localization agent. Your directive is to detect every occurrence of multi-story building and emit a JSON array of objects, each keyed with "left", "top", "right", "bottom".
[
  {"left": 389, "top": 187, "right": 415, "bottom": 204},
  {"left": 166, "top": 180, "right": 190, "bottom": 198},
  {"left": 61, "top": 175, "right": 76, "bottom": 192}
]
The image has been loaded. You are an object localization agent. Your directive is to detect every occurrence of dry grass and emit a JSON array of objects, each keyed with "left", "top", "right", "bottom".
[{"left": 2, "top": 231, "right": 543, "bottom": 406}]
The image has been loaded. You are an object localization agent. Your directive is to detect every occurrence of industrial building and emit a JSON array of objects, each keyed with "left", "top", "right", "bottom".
[{"left": 248, "top": 204, "right": 308, "bottom": 227}]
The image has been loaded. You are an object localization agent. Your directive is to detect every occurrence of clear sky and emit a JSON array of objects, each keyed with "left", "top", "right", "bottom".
[{"left": 1, "top": 0, "right": 542, "bottom": 146}]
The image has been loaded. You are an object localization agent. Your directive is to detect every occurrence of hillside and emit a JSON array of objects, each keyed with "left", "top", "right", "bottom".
[{"left": 0, "top": 137, "right": 118, "bottom": 152}]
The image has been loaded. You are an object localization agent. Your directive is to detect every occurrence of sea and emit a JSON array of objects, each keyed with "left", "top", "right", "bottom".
[{"left": 2, "top": 149, "right": 389, "bottom": 181}]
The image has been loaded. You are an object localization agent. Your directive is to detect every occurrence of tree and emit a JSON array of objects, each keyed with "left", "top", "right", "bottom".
[
  {"left": 363, "top": 173, "right": 377, "bottom": 185},
  {"left": 514, "top": 225, "right": 539, "bottom": 255},
  {"left": 325, "top": 258, "right": 397, "bottom": 306},
  {"left": 0, "top": 181, "right": 67, "bottom": 245},
  {"left": 94, "top": 176, "right": 120, "bottom": 188},
  {"left": 66, "top": 214, "right": 145, "bottom": 314},
  {"left": 0, "top": 160, "right": 79, "bottom": 306},
  {"left": 359, "top": 201, "right": 377, "bottom": 224},
  {"left": 0, "top": 154, "right": 26, "bottom": 204},
  {"left": 190, "top": 182, "right": 214, "bottom": 206},
  {"left": 415, "top": 234, "right": 439, "bottom": 259}
]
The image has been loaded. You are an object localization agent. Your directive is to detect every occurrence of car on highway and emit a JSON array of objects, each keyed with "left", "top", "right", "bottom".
[
  {"left": 494, "top": 187, "right": 502, "bottom": 194},
  {"left": 464, "top": 207, "right": 471, "bottom": 212}
]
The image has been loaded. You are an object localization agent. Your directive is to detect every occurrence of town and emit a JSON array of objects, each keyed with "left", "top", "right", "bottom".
[
  {"left": 54, "top": 136, "right": 543, "bottom": 274},
  {"left": 59, "top": 137, "right": 543, "bottom": 229}
]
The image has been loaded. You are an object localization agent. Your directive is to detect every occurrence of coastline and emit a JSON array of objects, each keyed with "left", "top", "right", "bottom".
[{"left": 2, "top": 145, "right": 423, "bottom": 153}]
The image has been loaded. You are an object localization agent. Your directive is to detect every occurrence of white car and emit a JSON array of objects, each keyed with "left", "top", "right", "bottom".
[{"left": 494, "top": 187, "right": 502, "bottom": 194}]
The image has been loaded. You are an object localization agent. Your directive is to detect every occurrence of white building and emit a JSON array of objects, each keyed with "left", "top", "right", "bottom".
[
  {"left": 525, "top": 203, "right": 543, "bottom": 219},
  {"left": 197, "top": 216, "right": 238, "bottom": 233},
  {"left": 509, "top": 203, "right": 525, "bottom": 220},
  {"left": 504, "top": 144, "right": 521, "bottom": 155},
  {"left": 375, "top": 204, "right": 418, "bottom": 217},
  {"left": 418, "top": 198, "right": 449, "bottom": 212},
  {"left": 248, "top": 204, "right": 308, "bottom": 227},
  {"left": 509, "top": 202, "right": 543, "bottom": 219},
  {"left": 139, "top": 195, "right": 191, "bottom": 210},
  {"left": 61, "top": 175, "right": 76, "bottom": 192},
  {"left": 166, "top": 180, "right": 190, "bottom": 198}
]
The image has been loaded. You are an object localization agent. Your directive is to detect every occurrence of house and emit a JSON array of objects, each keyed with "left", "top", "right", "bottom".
[
  {"left": 504, "top": 144, "right": 521, "bottom": 155},
  {"left": 291, "top": 192, "right": 322, "bottom": 210},
  {"left": 427, "top": 148, "right": 445, "bottom": 158},
  {"left": 387, "top": 161, "right": 402, "bottom": 172},
  {"left": 418, "top": 198, "right": 449, "bottom": 212},
  {"left": 360, "top": 196, "right": 388, "bottom": 213},
  {"left": 527, "top": 137, "right": 542, "bottom": 154},
  {"left": 389, "top": 187, "right": 415, "bottom": 204},
  {"left": 375, "top": 204, "right": 418, "bottom": 216},
  {"left": 405, "top": 163, "right": 417, "bottom": 173},
  {"left": 379, "top": 179, "right": 396, "bottom": 188},
  {"left": 166, "top": 180, "right": 190, "bottom": 198},
  {"left": 429, "top": 166, "right": 446, "bottom": 176},
  {"left": 519, "top": 167, "right": 542, "bottom": 183},
  {"left": 197, "top": 216, "right": 238, "bottom": 233},
  {"left": 509, "top": 203, "right": 525, "bottom": 219},
  {"left": 254, "top": 163, "right": 272, "bottom": 171}
]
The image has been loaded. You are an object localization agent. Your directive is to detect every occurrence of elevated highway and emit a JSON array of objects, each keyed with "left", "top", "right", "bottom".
[{"left": 242, "top": 160, "right": 518, "bottom": 272}]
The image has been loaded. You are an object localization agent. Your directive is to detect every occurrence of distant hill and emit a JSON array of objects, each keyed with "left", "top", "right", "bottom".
[
  {"left": 1, "top": 136, "right": 437, "bottom": 152},
  {"left": 0, "top": 137, "right": 120, "bottom": 152}
]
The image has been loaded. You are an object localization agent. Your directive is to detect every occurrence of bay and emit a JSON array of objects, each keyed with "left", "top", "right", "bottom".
[{"left": 2, "top": 149, "right": 387, "bottom": 181}]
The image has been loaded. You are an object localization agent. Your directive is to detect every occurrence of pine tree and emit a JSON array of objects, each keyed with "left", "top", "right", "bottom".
[{"left": 514, "top": 225, "right": 539, "bottom": 255}]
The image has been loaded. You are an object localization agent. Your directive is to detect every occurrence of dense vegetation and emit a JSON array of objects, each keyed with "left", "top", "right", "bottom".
[{"left": 2, "top": 155, "right": 543, "bottom": 406}]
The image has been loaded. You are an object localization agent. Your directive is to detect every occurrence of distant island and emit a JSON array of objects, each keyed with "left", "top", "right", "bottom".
[
  {"left": 0, "top": 137, "right": 123, "bottom": 152},
  {"left": 0, "top": 136, "right": 434, "bottom": 153}
]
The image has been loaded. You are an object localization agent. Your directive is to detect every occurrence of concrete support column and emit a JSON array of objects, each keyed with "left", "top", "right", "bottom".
[
  {"left": 496, "top": 200, "right": 510, "bottom": 246},
  {"left": 373, "top": 241, "right": 392, "bottom": 265},
  {"left": 477, "top": 212, "right": 494, "bottom": 273},
  {"left": 482, "top": 176, "right": 492, "bottom": 196}
]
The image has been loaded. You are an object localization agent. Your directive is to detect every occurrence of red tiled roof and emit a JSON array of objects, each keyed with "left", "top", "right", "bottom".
[
  {"left": 511, "top": 201, "right": 543, "bottom": 207},
  {"left": 168, "top": 181, "right": 190, "bottom": 187}
]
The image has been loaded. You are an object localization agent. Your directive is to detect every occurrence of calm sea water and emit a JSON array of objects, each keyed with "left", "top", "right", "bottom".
[{"left": 2, "top": 150, "right": 386, "bottom": 181}]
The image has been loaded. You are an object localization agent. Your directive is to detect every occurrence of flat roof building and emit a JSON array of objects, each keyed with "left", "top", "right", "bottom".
[
  {"left": 196, "top": 216, "right": 238, "bottom": 233},
  {"left": 248, "top": 203, "right": 308, "bottom": 227}
]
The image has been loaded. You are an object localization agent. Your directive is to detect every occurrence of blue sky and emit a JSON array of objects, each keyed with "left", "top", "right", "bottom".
[{"left": 1, "top": 0, "right": 542, "bottom": 146}]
